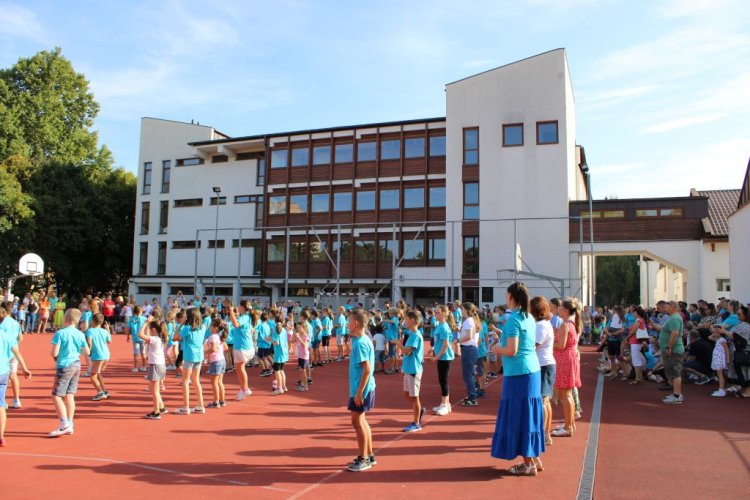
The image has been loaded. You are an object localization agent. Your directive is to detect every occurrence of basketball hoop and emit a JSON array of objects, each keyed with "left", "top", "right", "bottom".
[{"left": 19, "top": 253, "right": 44, "bottom": 277}]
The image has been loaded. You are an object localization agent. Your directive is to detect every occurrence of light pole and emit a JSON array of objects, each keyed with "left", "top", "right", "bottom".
[
  {"left": 212, "top": 186, "right": 222, "bottom": 301},
  {"left": 582, "top": 163, "right": 595, "bottom": 308}
]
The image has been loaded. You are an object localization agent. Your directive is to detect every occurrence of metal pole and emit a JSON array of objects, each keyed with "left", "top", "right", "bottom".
[
  {"left": 513, "top": 219, "right": 518, "bottom": 284},
  {"left": 284, "top": 228, "right": 290, "bottom": 304},
  {"left": 237, "top": 228, "right": 243, "bottom": 303},
  {"left": 450, "top": 221, "right": 455, "bottom": 302},
  {"left": 587, "top": 170, "right": 595, "bottom": 307},
  {"left": 336, "top": 226, "right": 341, "bottom": 306},
  {"left": 213, "top": 194, "right": 220, "bottom": 300},
  {"left": 193, "top": 228, "right": 200, "bottom": 294},
  {"left": 579, "top": 217, "right": 584, "bottom": 302},
  {"left": 391, "top": 223, "right": 397, "bottom": 303}
]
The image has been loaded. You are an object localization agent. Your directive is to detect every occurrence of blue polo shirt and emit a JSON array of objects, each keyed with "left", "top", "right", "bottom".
[
  {"left": 500, "top": 309, "right": 540, "bottom": 377},
  {"left": 51, "top": 326, "right": 87, "bottom": 368},
  {"left": 402, "top": 330, "right": 424, "bottom": 375},
  {"left": 312, "top": 318, "right": 323, "bottom": 341},
  {"left": 349, "top": 334, "right": 376, "bottom": 398}
]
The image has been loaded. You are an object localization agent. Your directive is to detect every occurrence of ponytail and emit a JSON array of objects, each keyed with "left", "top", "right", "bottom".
[
  {"left": 506, "top": 282, "right": 530, "bottom": 318},
  {"left": 150, "top": 320, "right": 168, "bottom": 344},
  {"left": 438, "top": 305, "right": 457, "bottom": 331},
  {"left": 562, "top": 299, "right": 583, "bottom": 335}
]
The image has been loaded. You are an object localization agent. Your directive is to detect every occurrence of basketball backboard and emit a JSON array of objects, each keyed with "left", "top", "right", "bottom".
[{"left": 19, "top": 253, "right": 44, "bottom": 276}]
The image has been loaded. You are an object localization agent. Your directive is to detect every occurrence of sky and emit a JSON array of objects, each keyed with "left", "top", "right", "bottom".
[{"left": 1, "top": 0, "right": 749, "bottom": 199}]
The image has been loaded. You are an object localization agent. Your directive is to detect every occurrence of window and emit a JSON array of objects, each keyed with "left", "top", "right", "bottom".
[
  {"left": 380, "top": 139, "right": 401, "bottom": 160},
  {"left": 291, "top": 147, "right": 309, "bottom": 167},
  {"left": 463, "top": 183, "right": 479, "bottom": 220},
  {"left": 404, "top": 188, "right": 424, "bottom": 209},
  {"left": 236, "top": 152, "right": 256, "bottom": 161},
  {"left": 428, "top": 238, "right": 446, "bottom": 260},
  {"left": 403, "top": 238, "right": 424, "bottom": 260},
  {"left": 333, "top": 192, "right": 352, "bottom": 212},
  {"left": 140, "top": 202, "right": 150, "bottom": 234},
  {"left": 232, "top": 238, "right": 259, "bottom": 248},
  {"left": 380, "top": 189, "right": 399, "bottom": 210},
  {"left": 357, "top": 191, "right": 375, "bottom": 211},
  {"left": 255, "top": 197, "right": 264, "bottom": 228},
  {"left": 267, "top": 242, "right": 285, "bottom": 262},
  {"left": 256, "top": 157, "right": 266, "bottom": 186},
  {"left": 602, "top": 210, "right": 625, "bottom": 218},
  {"left": 311, "top": 193, "right": 329, "bottom": 213},
  {"left": 290, "top": 242, "right": 307, "bottom": 262},
  {"left": 536, "top": 121, "right": 559, "bottom": 145},
  {"left": 463, "top": 236, "right": 479, "bottom": 274},
  {"left": 157, "top": 242, "right": 166, "bottom": 275},
  {"left": 357, "top": 142, "right": 376, "bottom": 162},
  {"left": 481, "top": 287, "right": 494, "bottom": 303},
  {"left": 310, "top": 241, "right": 328, "bottom": 262},
  {"left": 142, "top": 162, "right": 152, "bottom": 194},
  {"left": 313, "top": 145, "right": 331, "bottom": 165},
  {"left": 212, "top": 154, "right": 228, "bottom": 163},
  {"left": 503, "top": 124, "right": 523, "bottom": 146},
  {"left": 405, "top": 138, "right": 425, "bottom": 159},
  {"left": 271, "top": 149, "right": 288, "bottom": 168},
  {"left": 170, "top": 286, "right": 194, "bottom": 295},
  {"left": 174, "top": 198, "right": 202, "bottom": 208},
  {"left": 209, "top": 196, "right": 227, "bottom": 206},
  {"left": 159, "top": 201, "right": 168, "bottom": 233},
  {"left": 335, "top": 143, "right": 353, "bottom": 163},
  {"left": 429, "top": 186, "right": 446, "bottom": 208},
  {"left": 463, "top": 128, "right": 478, "bottom": 165},
  {"left": 289, "top": 194, "right": 308, "bottom": 213},
  {"left": 269, "top": 196, "right": 287, "bottom": 215},
  {"left": 717, "top": 279, "right": 731, "bottom": 292},
  {"left": 161, "top": 160, "right": 171, "bottom": 193},
  {"left": 355, "top": 240, "right": 375, "bottom": 261},
  {"left": 172, "top": 240, "right": 200, "bottom": 249},
  {"left": 204, "top": 286, "right": 233, "bottom": 297},
  {"left": 138, "top": 286, "right": 161, "bottom": 295},
  {"left": 333, "top": 240, "right": 352, "bottom": 260},
  {"left": 429, "top": 135, "right": 446, "bottom": 157},
  {"left": 378, "top": 239, "right": 395, "bottom": 260},
  {"left": 207, "top": 240, "right": 225, "bottom": 249},
  {"left": 234, "top": 195, "right": 253, "bottom": 204},
  {"left": 636, "top": 208, "right": 683, "bottom": 218},
  {"left": 176, "top": 157, "right": 203, "bottom": 166},
  {"left": 138, "top": 242, "right": 148, "bottom": 275}
]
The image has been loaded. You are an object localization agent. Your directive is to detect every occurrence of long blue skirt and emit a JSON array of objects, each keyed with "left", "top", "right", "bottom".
[{"left": 490, "top": 371, "right": 546, "bottom": 460}]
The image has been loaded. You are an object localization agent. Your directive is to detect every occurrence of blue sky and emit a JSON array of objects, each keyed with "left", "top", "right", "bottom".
[{"left": 1, "top": 0, "right": 748, "bottom": 199}]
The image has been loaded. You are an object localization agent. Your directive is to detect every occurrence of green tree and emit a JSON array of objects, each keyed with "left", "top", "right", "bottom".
[
  {"left": 595, "top": 255, "right": 640, "bottom": 307},
  {"left": 0, "top": 164, "right": 33, "bottom": 233}
]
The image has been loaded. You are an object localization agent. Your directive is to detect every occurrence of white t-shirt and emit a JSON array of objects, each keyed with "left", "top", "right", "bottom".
[
  {"left": 610, "top": 314, "right": 623, "bottom": 329},
  {"left": 535, "top": 319, "right": 556, "bottom": 367},
  {"left": 147, "top": 336, "right": 165, "bottom": 365},
  {"left": 373, "top": 333, "right": 386, "bottom": 351},
  {"left": 460, "top": 318, "right": 478, "bottom": 347}
]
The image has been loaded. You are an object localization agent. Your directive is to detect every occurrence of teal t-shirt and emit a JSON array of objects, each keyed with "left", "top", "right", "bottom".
[
  {"left": 167, "top": 321, "right": 176, "bottom": 347},
  {"left": 659, "top": 313, "right": 685, "bottom": 354},
  {"left": 721, "top": 314, "right": 740, "bottom": 330},
  {"left": 128, "top": 316, "right": 146, "bottom": 343},
  {"left": 256, "top": 322, "right": 271, "bottom": 348},
  {"left": 349, "top": 335, "right": 376, "bottom": 398},
  {"left": 272, "top": 327, "right": 289, "bottom": 363},
  {"left": 51, "top": 326, "right": 87, "bottom": 368},
  {"left": 337, "top": 314, "right": 348, "bottom": 336},
  {"left": 501, "top": 309, "right": 541, "bottom": 377},
  {"left": 478, "top": 322, "right": 488, "bottom": 357},
  {"left": 402, "top": 330, "right": 424, "bottom": 374},
  {"left": 180, "top": 325, "right": 206, "bottom": 363},
  {"left": 433, "top": 322, "right": 455, "bottom": 361},
  {"left": 80, "top": 310, "right": 93, "bottom": 329},
  {"left": 86, "top": 327, "right": 111, "bottom": 361},
  {"left": 0, "top": 333, "right": 13, "bottom": 374},
  {"left": 321, "top": 316, "right": 332, "bottom": 337},
  {"left": 0, "top": 317, "right": 22, "bottom": 348},
  {"left": 312, "top": 318, "right": 323, "bottom": 341},
  {"left": 385, "top": 316, "right": 399, "bottom": 342},
  {"left": 232, "top": 314, "right": 254, "bottom": 351}
]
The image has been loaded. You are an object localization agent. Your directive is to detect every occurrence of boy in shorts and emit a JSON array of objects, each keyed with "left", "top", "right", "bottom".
[
  {"left": 346, "top": 309, "right": 376, "bottom": 472},
  {"left": 49, "top": 308, "right": 90, "bottom": 437},
  {"left": 400, "top": 310, "right": 425, "bottom": 433}
]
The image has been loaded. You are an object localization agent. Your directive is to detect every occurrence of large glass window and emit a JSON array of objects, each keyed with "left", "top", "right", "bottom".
[
  {"left": 289, "top": 194, "right": 307, "bottom": 213},
  {"left": 404, "top": 188, "right": 424, "bottom": 209},
  {"left": 380, "top": 189, "right": 399, "bottom": 210},
  {"left": 142, "top": 162, "right": 152, "bottom": 194},
  {"left": 378, "top": 239, "right": 395, "bottom": 261},
  {"left": 157, "top": 242, "right": 166, "bottom": 275},
  {"left": 255, "top": 197, "right": 264, "bottom": 228},
  {"left": 357, "top": 191, "right": 375, "bottom": 211},
  {"left": 333, "top": 240, "right": 352, "bottom": 260},
  {"left": 312, "top": 145, "right": 331, "bottom": 165},
  {"left": 310, "top": 241, "right": 328, "bottom": 262},
  {"left": 269, "top": 196, "right": 286, "bottom": 215},
  {"left": 267, "top": 242, "right": 285, "bottom": 262},
  {"left": 429, "top": 186, "right": 446, "bottom": 208},
  {"left": 311, "top": 193, "right": 329, "bottom": 213},
  {"left": 355, "top": 240, "right": 375, "bottom": 261},
  {"left": 380, "top": 139, "right": 401, "bottom": 160},
  {"left": 291, "top": 147, "right": 309, "bottom": 167},
  {"left": 138, "top": 242, "right": 148, "bottom": 275},
  {"left": 403, "top": 238, "right": 424, "bottom": 260},
  {"left": 357, "top": 142, "right": 376, "bottom": 162},
  {"left": 464, "top": 183, "right": 479, "bottom": 220},
  {"left": 428, "top": 238, "right": 446, "bottom": 260},
  {"left": 333, "top": 192, "right": 352, "bottom": 212},
  {"left": 463, "top": 236, "right": 479, "bottom": 274},
  {"left": 209, "top": 196, "right": 227, "bottom": 206},
  {"left": 503, "top": 124, "right": 524, "bottom": 146},
  {"left": 271, "top": 149, "right": 288, "bottom": 168},
  {"left": 404, "top": 138, "right": 425, "bottom": 158},
  {"left": 159, "top": 201, "right": 168, "bottom": 233},
  {"left": 290, "top": 242, "right": 307, "bottom": 261},
  {"left": 140, "top": 202, "right": 150, "bottom": 234},
  {"left": 536, "top": 121, "right": 558, "bottom": 144},
  {"left": 256, "top": 157, "right": 265, "bottom": 186},
  {"left": 161, "top": 160, "right": 171, "bottom": 193},
  {"left": 429, "top": 136, "right": 446, "bottom": 157},
  {"left": 463, "top": 128, "right": 478, "bottom": 165},
  {"left": 335, "top": 143, "right": 353, "bottom": 163}
]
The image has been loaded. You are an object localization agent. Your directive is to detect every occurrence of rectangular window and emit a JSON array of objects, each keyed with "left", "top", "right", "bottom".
[
  {"left": 290, "top": 242, "right": 307, "bottom": 262},
  {"left": 174, "top": 198, "right": 202, "bottom": 208},
  {"left": 157, "top": 242, "right": 166, "bottom": 275},
  {"left": 602, "top": 210, "right": 625, "bottom": 218},
  {"left": 310, "top": 241, "right": 328, "bottom": 262},
  {"left": 142, "top": 162, "right": 152, "bottom": 194},
  {"left": 716, "top": 278, "right": 731, "bottom": 292},
  {"left": 333, "top": 192, "right": 352, "bottom": 212},
  {"left": 636, "top": 208, "right": 683, "bottom": 217},
  {"left": 429, "top": 136, "right": 446, "bottom": 157},
  {"left": 161, "top": 160, "right": 171, "bottom": 193},
  {"left": 536, "top": 121, "right": 559, "bottom": 145},
  {"left": 333, "top": 240, "right": 352, "bottom": 260},
  {"left": 176, "top": 157, "right": 203, "bottom": 166},
  {"left": 291, "top": 147, "right": 309, "bottom": 167},
  {"left": 404, "top": 188, "right": 424, "bottom": 209},
  {"left": 503, "top": 123, "right": 524, "bottom": 146},
  {"left": 212, "top": 154, "right": 228, "bottom": 163},
  {"left": 380, "top": 189, "right": 400, "bottom": 210},
  {"left": 403, "top": 238, "right": 424, "bottom": 260},
  {"left": 380, "top": 139, "right": 401, "bottom": 160},
  {"left": 267, "top": 242, "right": 285, "bottom": 262},
  {"left": 209, "top": 196, "right": 227, "bottom": 206},
  {"left": 289, "top": 194, "right": 308, "bottom": 213},
  {"left": 269, "top": 196, "right": 286, "bottom": 215},
  {"left": 428, "top": 238, "right": 446, "bottom": 260},
  {"left": 312, "top": 145, "right": 331, "bottom": 165},
  {"left": 356, "top": 191, "right": 375, "bottom": 211},
  {"left": 271, "top": 149, "right": 288, "bottom": 168},
  {"left": 463, "top": 183, "right": 479, "bottom": 220},
  {"left": 234, "top": 195, "right": 253, "bottom": 204},
  {"left": 463, "top": 236, "right": 479, "bottom": 274},
  {"left": 159, "top": 201, "right": 168, "bottom": 233},
  {"left": 429, "top": 186, "right": 446, "bottom": 208},
  {"left": 256, "top": 157, "right": 266, "bottom": 186},
  {"left": 404, "top": 138, "right": 425, "bottom": 159},
  {"left": 232, "top": 238, "right": 259, "bottom": 248},
  {"left": 255, "top": 197, "right": 264, "bottom": 228},
  {"left": 463, "top": 128, "right": 478, "bottom": 165},
  {"left": 311, "top": 193, "right": 330, "bottom": 213},
  {"left": 357, "top": 142, "right": 376, "bottom": 162},
  {"left": 335, "top": 143, "right": 353, "bottom": 163},
  {"left": 169, "top": 286, "right": 194, "bottom": 296},
  {"left": 138, "top": 286, "right": 161, "bottom": 295},
  {"left": 481, "top": 287, "right": 494, "bottom": 304},
  {"left": 140, "top": 202, "right": 150, "bottom": 234},
  {"left": 355, "top": 240, "right": 375, "bottom": 261},
  {"left": 207, "top": 240, "right": 225, "bottom": 249},
  {"left": 378, "top": 239, "right": 395, "bottom": 261},
  {"left": 139, "top": 242, "right": 148, "bottom": 275},
  {"left": 172, "top": 240, "right": 200, "bottom": 249}
]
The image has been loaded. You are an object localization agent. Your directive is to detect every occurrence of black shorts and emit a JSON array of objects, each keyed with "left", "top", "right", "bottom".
[
  {"left": 298, "top": 358, "right": 309, "bottom": 369},
  {"left": 607, "top": 339, "right": 621, "bottom": 357},
  {"left": 321, "top": 336, "right": 330, "bottom": 347},
  {"left": 348, "top": 390, "right": 375, "bottom": 413},
  {"left": 175, "top": 349, "right": 184, "bottom": 368},
  {"left": 344, "top": 334, "right": 350, "bottom": 343},
  {"left": 273, "top": 362, "right": 285, "bottom": 372}
]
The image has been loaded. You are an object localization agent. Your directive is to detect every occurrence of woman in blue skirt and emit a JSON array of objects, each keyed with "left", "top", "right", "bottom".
[{"left": 489, "top": 282, "right": 545, "bottom": 476}]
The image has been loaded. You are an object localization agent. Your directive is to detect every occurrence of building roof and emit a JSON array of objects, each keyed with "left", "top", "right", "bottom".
[
  {"left": 738, "top": 158, "right": 750, "bottom": 210},
  {"left": 690, "top": 188, "right": 740, "bottom": 237}
]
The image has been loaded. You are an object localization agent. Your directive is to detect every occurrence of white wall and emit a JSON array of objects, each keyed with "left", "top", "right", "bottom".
[
  {"left": 729, "top": 204, "right": 750, "bottom": 301},
  {"left": 699, "top": 241, "right": 730, "bottom": 303}
]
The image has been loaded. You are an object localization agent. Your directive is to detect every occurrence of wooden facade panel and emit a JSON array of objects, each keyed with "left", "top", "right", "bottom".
[
  {"left": 289, "top": 168, "right": 308, "bottom": 183},
  {"left": 331, "top": 212, "right": 353, "bottom": 225},
  {"left": 287, "top": 213, "right": 307, "bottom": 226},
  {"left": 379, "top": 210, "right": 401, "bottom": 223},
  {"left": 355, "top": 164, "right": 376, "bottom": 178},
  {"left": 569, "top": 219, "right": 704, "bottom": 242},
  {"left": 269, "top": 169, "right": 287, "bottom": 185},
  {"left": 333, "top": 164, "right": 354, "bottom": 180},
  {"left": 427, "top": 207, "right": 446, "bottom": 221},
  {"left": 266, "top": 214, "right": 286, "bottom": 228},
  {"left": 462, "top": 166, "right": 479, "bottom": 182},
  {"left": 403, "top": 159, "right": 426, "bottom": 176},
  {"left": 428, "top": 158, "right": 446, "bottom": 175},
  {"left": 309, "top": 213, "right": 329, "bottom": 226},
  {"left": 379, "top": 162, "right": 401, "bottom": 178},
  {"left": 462, "top": 221, "right": 479, "bottom": 235},
  {"left": 354, "top": 212, "right": 377, "bottom": 224},
  {"left": 310, "top": 166, "right": 330, "bottom": 182}
]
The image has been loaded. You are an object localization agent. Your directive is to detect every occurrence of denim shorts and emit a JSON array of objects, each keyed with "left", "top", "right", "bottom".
[
  {"left": 540, "top": 364, "right": 557, "bottom": 398},
  {"left": 208, "top": 359, "right": 226, "bottom": 375},
  {"left": 52, "top": 361, "right": 81, "bottom": 397},
  {"left": 0, "top": 372, "right": 9, "bottom": 408},
  {"left": 182, "top": 361, "right": 202, "bottom": 372}
]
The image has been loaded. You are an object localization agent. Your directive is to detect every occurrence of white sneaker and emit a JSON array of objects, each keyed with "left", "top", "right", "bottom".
[
  {"left": 9, "top": 399, "right": 21, "bottom": 409},
  {"left": 139, "top": 367, "right": 147, "bottom": 372},
  {"left": 435, "top": 405, "right": 451, "bottom": 416},
  {"left": 131, "top": 368, "right": 139, "bottom": 373},
  {"left": 236, "top": 390, "right": 246, "bottom": 401},
  {"left": 711, "top": 389, "right": 726, "bottom": 397},
  {"left": 83, "top": 371, "right": 90, "bottom": 377},
  {"left": 244, "top": 388, "right": 252, "bottom": 396},
  {"left": 48, "top": 424, "right": 73, "bottom": 437},
  {"left": 271, "top": 389, "right": 284, "bottom": 395},
  {"left": 432, "top": 405, "right": 442, "bottom": 412}
]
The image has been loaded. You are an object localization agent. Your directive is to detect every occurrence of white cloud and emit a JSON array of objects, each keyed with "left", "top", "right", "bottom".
[
  {"left": 643, "top": 113, "right": 723, "bottom": 134},
  {"left": 0, "top": 2, "right": 44, "bottom": 40}
]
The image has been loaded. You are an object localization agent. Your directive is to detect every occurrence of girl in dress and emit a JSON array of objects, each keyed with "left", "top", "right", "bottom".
[
  {"left": 709, "top": 329, "right": 731, "bottom": 397},
  {"left": 551, "top": 299, "right": 582, "bottom": 437}
]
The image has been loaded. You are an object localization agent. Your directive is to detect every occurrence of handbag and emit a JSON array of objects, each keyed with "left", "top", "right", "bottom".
[
  {"left": 636, "top": 327, "right": 650, "bottom": 340},
  {"left": 734, "top": 349, "right": 750, "bottom": 366}
]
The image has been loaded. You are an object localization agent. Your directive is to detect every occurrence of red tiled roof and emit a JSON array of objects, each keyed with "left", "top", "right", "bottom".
[{"left": 692, "top": 189, "right": 740, "bottom": 237}]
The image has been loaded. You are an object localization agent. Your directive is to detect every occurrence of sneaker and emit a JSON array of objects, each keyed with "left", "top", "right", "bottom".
[
  {"left": 48, "top": 424, "right": 74, "bottom": 437},
  {"left": 173, "top": 407, "right": 191, "bottom": 415},
  {"left": 131, "top": 368, "right": 139, "bottom": 373},
  {"left": 432, "top": 405, "right": 443, "bottom": 412},
  {"left": 272, "top": 389, "right": 284, "bottom": 396},
  {"left": 219, "top": 401, "right": 226, "bottom": 407},
  {"left": 9, "top": 399, "right": 21, "bottom": 409},
  {"left": 657, "top": 383, "right": 673, "bottom": 391},
  {"left": 259, "top": 370, "right": 272, "bottom": 378},
  {"left": 419, "top": 407, "right": 426, "bottom": 425},
  {"left": 695, "top": 377, "right": 712, "bottom": 386},
  {"left": 144, "top": 412, "right": 161, "bottom": 420},
  {"left": 159, "top": 407, "right": 167, "bottom": 414},
  {"left": 91, "top": 392, "right": 106, "bottom": 401},
  {"left": 139, "top": 367, "right": 147, "bottom": 372},
  {"left": 368, "top": 454, "right": 377, "bottom": 466},
  {"left": 295, "top": 386, "right": 308, "bottom": 391},
  {"left": 104, "top": 391, "right": 110, "bottom": 398},
  {"left": 0, "top": 438, "right": 5, "bottom": 447},
  {"left": 236, "top": 390, "right": 246, "bottom": 401},
  {"left": 206, "top": 402, "right": 220, "bottom": 408},
  {"left": 307, "top": 378, "right": 313, "bottom": 384},
  {"left": 460, "top": 398, "right": 479, "bottom": 407},
  {"left": 435, "top": 404, "right": 451, "bottom": 416},
  {"left": 711, "top": 389, "right": 726, "bottom": 397},
  {"left": 575, "top": 411, "right": 582, "bottom": 419},
  {"left": 477, "top": 390, "right": 487, "bottom": 399},
  {"left": 83, "top": 371, "right": 90, "bottom": 377},
  {"left": 347, "top": 456, "right": 372, "bottom": 472},
  {"left": 403, "top": 423, "right": 422, "bottom": 433},
  {"left": 192, "top": 406, "right": 206, "bottom": 413},
  {"left": 662, "top": 394, "right": 684, "bottom": 405}
]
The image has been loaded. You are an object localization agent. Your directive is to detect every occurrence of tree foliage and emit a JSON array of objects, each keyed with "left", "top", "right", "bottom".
[{"left": 595, "top": 255, "right": 640, "bottom": 307}]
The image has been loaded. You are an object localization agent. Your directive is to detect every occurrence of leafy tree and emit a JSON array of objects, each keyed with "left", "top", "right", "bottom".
[
  {"left": 596, "top": 255, "right": 640, "bottom": 307},
  {"left": 0, "top": 164, "right": 33, "bottom": 233}
]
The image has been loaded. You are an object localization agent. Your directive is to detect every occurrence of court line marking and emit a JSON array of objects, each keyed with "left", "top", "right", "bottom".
[{"left": 576, "top": 371, "right": 604, "bottom": 500}]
